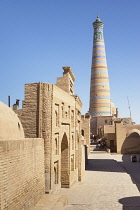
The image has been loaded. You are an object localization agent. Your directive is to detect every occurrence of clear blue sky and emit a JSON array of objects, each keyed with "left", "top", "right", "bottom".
[{"left": 0, "top": 0, "right": 140, "bottom": 123}]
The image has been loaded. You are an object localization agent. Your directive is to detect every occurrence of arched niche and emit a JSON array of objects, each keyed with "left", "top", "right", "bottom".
[
  {"left": 121, "top": 129, "right": 140, "bottom": 154},
  {"left": 61, "top": 132, "right": 69, "bottom": 187}
]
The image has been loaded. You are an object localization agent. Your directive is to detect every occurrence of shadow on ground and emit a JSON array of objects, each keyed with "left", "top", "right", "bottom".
[
  {"left": 86, "top": 159, "right": 125, "bottom": 173},
  {"left": 87, "top": 153, "right": 140, "bottom": 192},
  {"left": 121, "top": 154, "right": 140, "bottom": 192},
  {"left": 119, "top": 196, "right": 140, "bottom": 210},
  {"left": 85, "top": 152, "right": 140, "bottom": 209}
]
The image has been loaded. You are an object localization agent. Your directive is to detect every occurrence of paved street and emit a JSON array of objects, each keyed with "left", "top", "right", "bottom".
[{"left": 62, "top": 151, "right": 140, "bottom": 210}]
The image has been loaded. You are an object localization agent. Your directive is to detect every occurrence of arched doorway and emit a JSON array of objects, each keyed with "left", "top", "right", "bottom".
[
  {"left": 121, "top": 129, "right": 140, "bottom": 154},
  {"left": 61, "top": 132, "right": 69, "bottom": 187}
]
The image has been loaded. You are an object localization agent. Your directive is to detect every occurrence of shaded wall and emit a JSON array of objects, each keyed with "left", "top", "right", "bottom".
[
  {"left": 0, "top": 138, "right": 45, "bottom": 210},
  {"left": 121, "top": 132, "right": 140, "bottom": 154},
  {"left": 81, "top": 115, "right": 90, "bottom": 153},
  {"left": 116, "top": 123, "right": 140, "bottom": 154},
  {"left": 104, "top": 125, "right": 116, "bottom": 152},
  {"left": 104, "top": 122, "right": 140, "bottom": 154}
]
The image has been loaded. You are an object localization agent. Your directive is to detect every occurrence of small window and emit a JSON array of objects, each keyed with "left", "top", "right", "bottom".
[
  {"left": 81, "top": 129, "right": 84, "bottom": 136},
  {"left": 105, "top": 120, "right": 107, "bottom": 123}
]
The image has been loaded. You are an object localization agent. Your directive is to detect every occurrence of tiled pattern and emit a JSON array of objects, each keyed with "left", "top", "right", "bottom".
[{"left": 89, "top": 16, "right": 111, "bottom": 116}]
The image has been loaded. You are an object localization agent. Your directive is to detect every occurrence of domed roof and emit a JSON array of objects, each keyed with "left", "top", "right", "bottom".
[{"left": 0, "top": 101, "right": 25, "bottom": 139}]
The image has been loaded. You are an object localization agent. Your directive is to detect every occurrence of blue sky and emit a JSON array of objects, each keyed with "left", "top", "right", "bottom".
[{"left": 0, "top": 0, "right": 140, "bottom": 123}]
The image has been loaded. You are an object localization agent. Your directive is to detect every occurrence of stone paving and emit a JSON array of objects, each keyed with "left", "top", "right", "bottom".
[
  {"left": 62, "top": 152, "right": 140, "bottom": 210},
  {"left": 31, "top": 151, "right": 140, "bottom": 210},
  {"left": 31, "top": 194, "right": 68, "bottom": 210}
]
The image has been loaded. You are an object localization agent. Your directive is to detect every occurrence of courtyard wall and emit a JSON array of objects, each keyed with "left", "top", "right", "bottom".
[{"left": 0, "top": 138, "right": 44, "bottom": 210}]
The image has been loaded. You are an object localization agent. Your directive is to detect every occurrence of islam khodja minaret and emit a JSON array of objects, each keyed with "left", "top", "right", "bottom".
[{"left": 89, "top": 16, "right": 111, "bottom": 117}]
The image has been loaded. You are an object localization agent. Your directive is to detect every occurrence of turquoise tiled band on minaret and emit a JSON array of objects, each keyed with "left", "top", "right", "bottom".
[{"left": 89, "top": 16, "right": 111, "bottom": 117}]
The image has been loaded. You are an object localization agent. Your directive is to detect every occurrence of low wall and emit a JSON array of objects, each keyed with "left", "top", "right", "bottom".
[
  {"left": 106, "top": 147, "right": 111, "bottom": 153},
  {"left": 0, "top": 138, "right": 45, "bottom": 210}
]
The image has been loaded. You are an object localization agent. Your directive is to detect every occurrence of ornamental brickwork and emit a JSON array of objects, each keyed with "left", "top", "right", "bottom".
[
  {"left": 89, "top": 16, "right": 111, "bottom": 117},
  {"left": 15, "top": 66, "right": 90, "bottom": 193}
]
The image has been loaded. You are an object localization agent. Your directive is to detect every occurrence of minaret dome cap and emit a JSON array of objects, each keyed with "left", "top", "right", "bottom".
[
  {"left": 96, "top": 15, "right": 101, "bottom": 22},
  {"left": 93, "top": 15, "right": 104, "bottom": 27}
]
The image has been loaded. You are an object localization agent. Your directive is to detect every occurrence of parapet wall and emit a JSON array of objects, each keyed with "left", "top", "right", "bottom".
[{"left": 0, "top": 138, "right": 45, "bottom": 210}]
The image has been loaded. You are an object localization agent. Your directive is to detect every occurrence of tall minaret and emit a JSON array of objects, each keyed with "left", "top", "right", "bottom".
[{"left": 89, "top": 16, "right": 111, "bottom": 117}]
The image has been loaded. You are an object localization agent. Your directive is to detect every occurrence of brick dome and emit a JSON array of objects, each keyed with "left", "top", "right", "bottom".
[{"left": 0, "top": 101, "right": 24, "bottom": 139}]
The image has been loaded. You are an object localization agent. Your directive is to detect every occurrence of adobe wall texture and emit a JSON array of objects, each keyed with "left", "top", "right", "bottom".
[
  {"left": 14, "top": 67, "right": 90, "bottom": 194},
  {"left": 116, "top": 123, "right": 140, "bottom": 154},
  {"left": 0, "top": 101, "right": 24, "bottom": 139},
  {"left": 104, "top": 125, "right": 115, "bottom": 134},
  {"left": 90, "top": 116, "right": 113, "bottom": 135},
  {"left": 104, "top": 125, "right": 116, "bottom": 150},
  {"left": 81, "top": 115, "right": 90, "bottom": 153},
  {"left": 16, "top": 82, "right": 88, "bottom": 193},
  {"left": 104, "top": 122, "right": 140, "bottom": 154},
  {"left": 79, "top": 145, "right": 86, "bottom": 181},
  {"left": 56, "top": 66, "right": 75, "bottom": 95},
  {"left": 0, "top": 138, "right": 45, "bottom": 210},
  {"left": 52, "top": 85, "right": 80, "bottom": 190},
  {"left": 115, "top": 123, "right": 127, "bottom": 153}
]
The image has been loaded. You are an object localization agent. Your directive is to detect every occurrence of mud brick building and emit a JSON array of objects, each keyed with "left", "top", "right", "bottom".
[{"left": 15, "top": 66, "right": 90, "bottom": 193}]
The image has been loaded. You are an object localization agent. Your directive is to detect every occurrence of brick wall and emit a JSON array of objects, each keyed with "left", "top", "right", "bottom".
[
  {"left": 15, "top": 80, "right": 85, "bottom": 193},
  {"left": 52, "top": 85, "right": 81, "bottom": 190},
  {"left": 0, "top": 138, "right": 45, "bottom": 210},
  {"left": 90, "top": 116, "right": 113, "bottom": 135},
  {"left": 21, "top": 83, "right": 39, "bottom": 138},
  {"left": 56, "top": 73, "right": 69, "bottom": 93},
  {"left": 115, "top": 123, "right": 127, "bottom": 153},
  {"left": 81, "top": 115, "right": 90, "bottom": 153},
  {"left": 104, "top": 125, "right": 116, "bottom": 151},
  {"left": 116, "top": 123, "right": 140, "bottom": 154},
  {"left": 56, "top": 67, "right": 75, "bottom": 95},
  {"left": 41, "top": 83, "right": 53, "bottom": 193},
  {"left": 81, "top": 145, "right": 86, "bottom": 179}
]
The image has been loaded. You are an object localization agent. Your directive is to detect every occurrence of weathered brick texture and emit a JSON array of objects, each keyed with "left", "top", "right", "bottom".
[
  {"left": 14, "top": 67, "right": 90, "bottom": 194},
  {"left": 0, "top": 138, "right": 45, "bottom": 210},
  {"left": 56, "top": 66, "right": 75, "bottom": 95},
  {"left": 20, "top": 83, "right": 39, "bottom": 138},
  {"left": 81, "top": 114, "right": 90, "bottom": 153}
]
